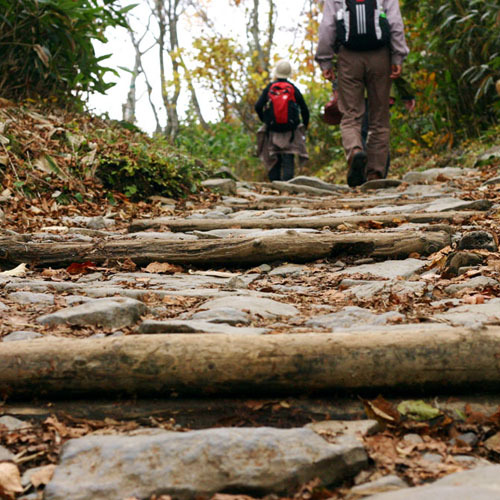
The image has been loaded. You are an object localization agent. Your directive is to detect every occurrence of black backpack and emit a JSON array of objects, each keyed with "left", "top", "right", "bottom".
[
  {"left": 262, "top": 81, "right": 300, "bottom": 133},
  {"left": 336, "top": 0, "right": 390, "bottom": 52}
]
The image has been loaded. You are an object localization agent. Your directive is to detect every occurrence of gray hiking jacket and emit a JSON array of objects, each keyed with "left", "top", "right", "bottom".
[{"left": 315, "top": 0, "right": 409, "bottom": 69}]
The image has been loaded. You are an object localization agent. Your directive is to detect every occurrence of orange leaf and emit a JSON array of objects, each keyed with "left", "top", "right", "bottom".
[{"left": 66, "top": 261, "right": 96, "bottom": 275}]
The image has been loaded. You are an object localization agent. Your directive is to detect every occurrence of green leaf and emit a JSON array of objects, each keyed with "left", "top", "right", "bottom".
[{"left": 397, "top": 400, "right": 442, "bottom": 421}]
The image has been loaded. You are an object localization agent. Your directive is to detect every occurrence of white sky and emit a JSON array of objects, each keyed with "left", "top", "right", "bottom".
[{"left": 86, "top": 0, "right": 309, "bottom": 134}]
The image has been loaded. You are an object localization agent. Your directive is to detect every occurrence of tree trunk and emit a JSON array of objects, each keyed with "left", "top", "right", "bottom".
[
  {"left": 128, "top": 211, "right": 477, "bottom": 233},
  {"left": 0, "top": 231, "right": 450, "bottom": 266},
  {"left": 2, "top": 327, "right": 500, "bottom": 398}
]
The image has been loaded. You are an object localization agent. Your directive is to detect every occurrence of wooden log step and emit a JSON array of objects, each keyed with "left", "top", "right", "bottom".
[
  {"left": 2, "top": 327, "right": 500, "bottom": 398},
  {"left": 0, "top": 230, "right": 451, "bottom": 267},
  {"left": 128, "top": 211, "right": 479, "bottom": 233}
]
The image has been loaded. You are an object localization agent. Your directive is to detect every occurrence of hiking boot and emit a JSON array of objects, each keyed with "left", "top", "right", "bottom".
[
  {"left": 347, "top": 150, "right": 367, "bottom": 187},
  {"left": 365, "top": 171, "right": 384, "bottom": 182}
]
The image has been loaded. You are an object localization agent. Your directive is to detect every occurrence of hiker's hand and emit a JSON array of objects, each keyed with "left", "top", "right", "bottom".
[
  {"left": 404, "top": 99, "right": 416, "bottom": 112},
  {"left": 390, "top": 64, "right": 402, "bottom": 79},
  {"left": 322, "top": 68, "right": 335, "bottom": 81}
]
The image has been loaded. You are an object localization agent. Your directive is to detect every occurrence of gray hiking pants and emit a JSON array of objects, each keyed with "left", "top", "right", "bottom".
[{"left": 337, "top": 46, "right": 392, "bottom": 178}]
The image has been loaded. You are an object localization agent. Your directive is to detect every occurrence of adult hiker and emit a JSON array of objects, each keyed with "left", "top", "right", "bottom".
[
  {"left": 315, "top": 0, "right": 409, "bottom": 187},
  {"left": 255, "top": 60, "right": 310, "bottom": 182},
  {"left": 361, "top": 76, "right": 416, "bottom": 178}
]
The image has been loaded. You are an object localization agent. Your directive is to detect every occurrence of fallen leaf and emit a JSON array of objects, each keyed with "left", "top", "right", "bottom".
[
  {"left": 0, "top": 462, "right": 23, "bottom": 498},
  {"left": 397, "top": 400, "right": 442, "bottom": 421},
  {"left": 0, "top": 263, "right": 28, "bottom": 277},
  {"left": 463, "top": 294, "right": 485, "bottom": 304},
  {"left": 244, "top": 401, "right": 265, "bottom": 411},
  {"left": 143, "top": 262, "right": 183, "bottom": 274},
  {"left": 362, "top": 395, "right": 401, "bottom": 426},
  {"left": 66, "top": 261, "right": 96, "bottom": 275},
  {"left": 211, "top": 495, "right": 256, "bottom": 500},
  {"left": 30, "top": 464, "right": 56, "bottom": 488}
]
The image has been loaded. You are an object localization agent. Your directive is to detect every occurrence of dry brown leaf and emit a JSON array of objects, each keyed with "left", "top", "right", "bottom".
[
  {"left": 30, "top": 464, "right": 56, "bottom": 488},
  {"left": 463, "top": 294, "right": 485, "bottom": 304},
  {"left": 143, "top": 262, "right": 183, "bottom": 274},
  {"left": 211, "top": 494, "right": 257, "bottom": 500},
  {"left": 0, "top": 462, "right": 23, "bottom": 498},
  {"left": 0, "top": 263, "right": 28, "bottom": 277},
  {"left": 363, "top": 395, "right": 401, "bottom": 426}
]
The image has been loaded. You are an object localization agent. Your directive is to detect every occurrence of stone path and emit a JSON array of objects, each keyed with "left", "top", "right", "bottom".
[{"left": 1, "top": 166, "right": 500, "bottom": 499}]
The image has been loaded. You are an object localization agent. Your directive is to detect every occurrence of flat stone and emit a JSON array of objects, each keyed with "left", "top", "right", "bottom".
[
  {"left": 0, "top": 301, "right": 9, "bottom": 311},
  {"left": 306, "top": 306, "right": 404, "bottom": 331},
  {"left": 198, "top": 296, "right": 299, "bottom": 318},
  {"left": 403, "top": 167, "right": 475, "bottom": 184},
  {"left": 213, "top": 166, "right": 240, "bottom": 181},
  {"left": 272, "top": 180, "right": 338, "bottom": 197},
  {"left": 478, "top": 146, "right": 500, "bottom": 162},
  {"left": 349, "top": 474, "right": 408, "bottom": 497},
  {"left": 402, "top": 433, "right": 424, "bottom": 444},
  {"left": 482, "top": 176, "right": 500, "bottom": 186},
  {"left": 2, "top": 331, "right": 43, "bottom": 342},
  {"left": 220, "top": 196, "right": 250, "bottom": 206},
  {"left": 334, "top": 259, "right": 427, "bottom": 280},
  {"left": 347, "top": 280, "right": 426, "bottom": 301},
  {"left": 287, "top": 176, "right": 348, "bottom": 192},
  {"left": 37, "top": 297, "right": 148, "bottom": 328},
  {"left": 62, "top": 215, "right": 115, "bottom": 229},
  {"left": 44, "top": 427, "right": 368, "bottom": 500},
  {"left": 360, "top": 179, "right": 402, "bottom": 191},
  {"left": 189, "top": 307, "right": 251, "bottom": 325},
  {"left": 444, "top": 277, "right": 499, "bottom": 295},
  {"left": 0, "top": 445, "right": 14, "bottom": 461},
  {"left": 434, "top": 298, "right": 500, "bottom": 327},
  {"left": 366, "top": 465, "right": 500, "bottom": 499},
  {"left": 306, "top": 420, "right": 381, "bottom": 437},
  {"left": 8, "top": 291, "right": 55, "bottom": 305},
  {"left": 452, "top": 432, "right": 478, "bottom": 447},
  {"left": 269, "top": 264, "right": 305, "bottom": 276},
  {"left": 424, "top": 197, "right": 492, "bottom": 212},
  {"left": 138, "top": 319, "right": 266, "bottom": 335},
  {"left": 201, "top": 178, "right": 237, "bottom": 195},
  {"left": 0, "top": 415, "right": 29, "bottom": 431},
  {"left": 364, "top": 203, "right": 427, "bottom": 215},
  {"left": 421, "top": 452, "right": 443, "bottom": 463}
]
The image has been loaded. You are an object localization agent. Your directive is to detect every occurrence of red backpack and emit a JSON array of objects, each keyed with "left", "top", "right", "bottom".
[{"left": 263, "top": 81, "right": 300, "bottom": 132}]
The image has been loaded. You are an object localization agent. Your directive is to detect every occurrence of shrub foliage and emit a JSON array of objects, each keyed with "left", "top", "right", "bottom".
[{"left": 0, "top": 0, "right": 131, "bottom": 103}]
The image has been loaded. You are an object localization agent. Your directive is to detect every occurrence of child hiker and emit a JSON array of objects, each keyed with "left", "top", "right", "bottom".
[{"left": 255, "top": 60, "right": 309, "bottom": 181}]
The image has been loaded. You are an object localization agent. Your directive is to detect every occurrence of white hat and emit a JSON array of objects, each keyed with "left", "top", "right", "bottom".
[{"left": 273, "top": 60, "right": 292, "bottom": 79}]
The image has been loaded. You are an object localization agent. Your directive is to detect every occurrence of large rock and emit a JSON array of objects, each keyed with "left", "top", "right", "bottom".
[
  {"left": 366, "top": 465, "right": 500, "bottom": 499},
  {"left": 44, "top": 427, "right": 368, "bottom": 500},
  {"left": 37, "top": 297, "right": 148, "bottom": 328}
]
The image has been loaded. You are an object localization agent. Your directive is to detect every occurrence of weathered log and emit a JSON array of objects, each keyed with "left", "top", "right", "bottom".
[
  {"left": 0, "top": 231, "right": 450, "bottom": 267},
  {"left": 2, "top": 327, "right": 500, "bottom": 398},
  {"left": 225, "top": 197, "right": 492, "bottom": 211},
  {"left": 128, "top": 211, "right": 479, "bottom": 233},
  {"left": 258, "top": 181, "right": 342, "bottom": 196}
]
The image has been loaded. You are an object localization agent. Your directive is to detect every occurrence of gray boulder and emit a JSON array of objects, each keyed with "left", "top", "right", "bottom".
[
  {"left": 366, "top": 465, "right": 500, "bottom": 499},
  {"left": 37, "top": 297, "right": 148, "bottom": 328},
  {"left": 45, "top": 427, "right": 368, "bottom": 500}
]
